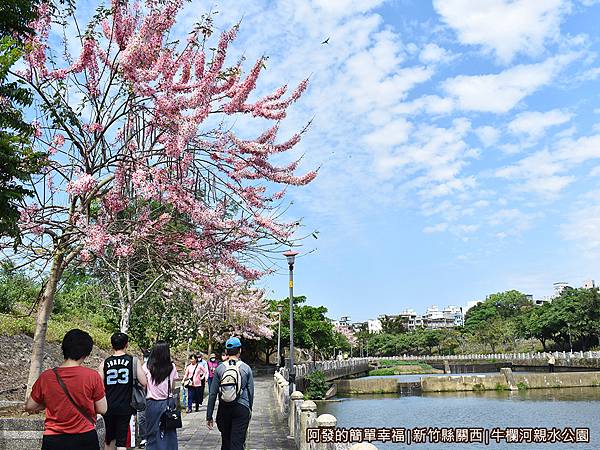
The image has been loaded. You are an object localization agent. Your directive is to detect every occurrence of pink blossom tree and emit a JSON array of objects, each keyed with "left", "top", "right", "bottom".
[
  {"left": 164, "top": 263, "right": 273, "bottom": 353},
  {"left": 9, "top": 0, "right": 316, "bottom": 394}
]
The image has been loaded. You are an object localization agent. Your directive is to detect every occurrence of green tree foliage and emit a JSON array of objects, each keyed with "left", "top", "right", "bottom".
[
  {"left": 379, "top": 315, "right": 408, "bottom": 334},
  {"left": 127, "top": 286, "right": 198, "bottom": 350},
  {"left": 1, "top": 0, "right": 39, "bottom": 37},
  {"left": 522, "top": 288, "right": 600, "bottom": 351},
  {"left": 247, "top": 296, "right": 345, "bottom": 362},
  {"left": 304, "top": 370, "right": 329, "bottom": 400},
  {"left": 275, "top": 296, "right": 336, "bottom": 353},
  {"left": 0, "top": 0, "right": 45, "bottom": 239},
  {"left": 0, "top": 261, "right": 39, "bottom": 312}
]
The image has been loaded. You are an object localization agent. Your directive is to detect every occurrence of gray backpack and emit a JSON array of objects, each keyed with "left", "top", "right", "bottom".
[{"left": 219, "top": 360, "right": 242, "bottom": 403}]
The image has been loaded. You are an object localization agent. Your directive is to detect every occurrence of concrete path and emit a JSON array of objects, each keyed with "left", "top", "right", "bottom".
[{"left": 177, "top": 375, "right": 294, "bottom": 450}]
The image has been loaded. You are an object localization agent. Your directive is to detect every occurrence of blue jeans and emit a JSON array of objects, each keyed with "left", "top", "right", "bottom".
[
  {"left": 145, "top": 399, "right": 178, "bottom": 450},
  {"left": 187, "top": 386, "right": 202, "bottom": 410}
]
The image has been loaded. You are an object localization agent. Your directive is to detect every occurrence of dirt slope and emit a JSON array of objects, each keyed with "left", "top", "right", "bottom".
[{"left": 0, "top": 334, "right": 110, "bottom": 401}]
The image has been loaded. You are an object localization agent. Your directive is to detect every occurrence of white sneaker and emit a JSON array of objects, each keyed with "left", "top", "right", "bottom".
[{"left": 138, "top": 439, "right": 147, "bottom": 448}]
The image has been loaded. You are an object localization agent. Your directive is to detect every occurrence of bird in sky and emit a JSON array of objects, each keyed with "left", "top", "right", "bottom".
[{"left": 321, "top": 37, "right": 330, "bottom": 45}]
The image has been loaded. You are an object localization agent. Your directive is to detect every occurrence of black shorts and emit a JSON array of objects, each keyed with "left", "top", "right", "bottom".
[
  {"left": 42, "top": 430, "right": 99, "bottom": 450},
  {"left": 104, "top": 413, "right": 132, "bottom": 447}
]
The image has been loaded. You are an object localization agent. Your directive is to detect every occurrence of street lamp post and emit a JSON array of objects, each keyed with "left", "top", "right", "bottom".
[
  {"left": 567, "top": 322, "right": 573, "bottom": 353},
  {"left": 277, "top": 304, "right": 284, "bottom": 367},
  {"left": 284, "top": 250, "right": 299, "bottom": 396}
]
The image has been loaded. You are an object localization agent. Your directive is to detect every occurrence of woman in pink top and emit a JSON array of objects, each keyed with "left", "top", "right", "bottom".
[
  {"left": 183, "top": 354, "right": 207, "bottom": 413},
  {"left": 143, "top": 341, "right": 179, "bottom": 450}
]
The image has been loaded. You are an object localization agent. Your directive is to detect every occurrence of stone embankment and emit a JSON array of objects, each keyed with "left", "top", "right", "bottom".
[
  {"left": 422, "top": 369, "right": 600, "bottom": 392},
  {"left": 335, "top": 369, "right": 600, "bottom": 394}
]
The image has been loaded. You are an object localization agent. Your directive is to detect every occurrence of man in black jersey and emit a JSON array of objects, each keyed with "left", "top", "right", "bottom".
[{"left": 99, "top": 332, "right": 147, "bottom": 450}]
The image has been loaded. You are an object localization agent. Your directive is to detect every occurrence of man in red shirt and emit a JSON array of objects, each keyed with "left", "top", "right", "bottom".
[{"left": 25, "top": 329, "right": 108, "bottom": 450}]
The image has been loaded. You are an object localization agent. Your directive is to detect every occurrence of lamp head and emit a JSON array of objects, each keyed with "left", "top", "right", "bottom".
[
  {"left": 277, "top": 303, "right": 284, "bottom": 313},
  {"left": 283, "top": 250, "right": 299, "bottom": 266}
]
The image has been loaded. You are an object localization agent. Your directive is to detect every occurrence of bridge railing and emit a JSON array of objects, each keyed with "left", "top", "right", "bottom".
[
  {"left": 273, "top": 371, "right": 362, "bottom": 450},
  {"left": 279, "top": 357, "right": 371, "bottom": 385},
  {"left": 371, "top": 351, "right": 600, "bottom": 361}
]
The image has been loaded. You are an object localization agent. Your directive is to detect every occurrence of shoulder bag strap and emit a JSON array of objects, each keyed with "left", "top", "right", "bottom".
[
  {"left": 52, "top": 368, "right": 95, "bottom": 425},
  {"left": 132, "top": 356, "right": 137, "bottom": 382}
]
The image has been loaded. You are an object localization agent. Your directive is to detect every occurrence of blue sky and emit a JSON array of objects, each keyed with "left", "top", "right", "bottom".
[
  {"left": 72, "top": 0, "right": 600, "bottom": 321},
  {"left": 225, "top": 0, "right": 600, "bottom": 321}
]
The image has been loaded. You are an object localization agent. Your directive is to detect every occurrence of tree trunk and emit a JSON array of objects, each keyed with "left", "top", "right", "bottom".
[
  {"left": 207, "top": 326, "right": 215, "bottom": 354},
  {"left": 25, "top": 253, "right": 65, "bottom": 399},
  {"left": 120, "top": 302, "right": 132, "bottom": 332}
]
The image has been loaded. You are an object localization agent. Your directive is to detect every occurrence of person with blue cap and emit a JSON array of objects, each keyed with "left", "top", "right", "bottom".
[{"left": 206, "top": 337, "right": 254, "bottom": 450}]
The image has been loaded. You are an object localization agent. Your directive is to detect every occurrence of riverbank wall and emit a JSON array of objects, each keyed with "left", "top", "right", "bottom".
[
  {"left": 335, "top": 370, "right": 600, "bottom": 394},
  {"left": 421, "top": 370, "right": 600, "bottom": 392}
]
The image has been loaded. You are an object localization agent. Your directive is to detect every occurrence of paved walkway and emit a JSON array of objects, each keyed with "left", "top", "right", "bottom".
[{"left": 177, "top": 375, "right": 295, "bottom": 450}]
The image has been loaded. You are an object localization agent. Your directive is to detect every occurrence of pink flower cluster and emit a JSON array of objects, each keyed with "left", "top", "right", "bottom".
[{"left": 66, "top": 174, "right": 98, "bottom": 197}]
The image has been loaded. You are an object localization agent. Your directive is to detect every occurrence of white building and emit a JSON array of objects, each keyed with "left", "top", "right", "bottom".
[
  {"left": 422, "top": 305, "right": 463, "bottom": 329},
  {"left": 582, "top": 279, "right": 596, "bottom": 289},
  {"left": 396, "top": 309, "right": 422, "bottom": 330},
  {"left": 367, "top": 319, "right": 382, "bottom": 334},
  {"left": 552, "top": 282, "right": 572, "bottom": 298}
]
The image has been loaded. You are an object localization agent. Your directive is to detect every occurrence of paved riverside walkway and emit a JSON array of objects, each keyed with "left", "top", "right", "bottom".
[{"left": 177, "top": 375, "right": 295, "bottom": 450}]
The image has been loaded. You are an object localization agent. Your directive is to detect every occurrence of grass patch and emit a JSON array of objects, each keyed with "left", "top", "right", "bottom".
[
  {"left": 517, "top": 382, "right": 529, "bottom": 391},
  {"left": 473, "top": 383, "right": 485, "bottom": 392},
  {"left": 370, "top": 360, "right": 437, "bottom": 376},
  {"left": 378, "top": 360, "right": 432, "bottom": 368},
  {"left": 495, "top": 383, "right": 507, "bottom": 391},
  {"left": 0, "top": 313, "right": 112, "bottom": 350}
]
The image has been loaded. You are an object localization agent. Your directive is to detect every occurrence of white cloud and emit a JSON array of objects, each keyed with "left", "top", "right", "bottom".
[
  {"left": 419, "top": 43, "right": 453, "bottom": 64},
  {"left": 495, "top": 150, "right": 573, "bottom": 196},
  {"left": 375, "top": 118, "right": 475, "bottom": 191},
  {"left": 393, "top": 95, "right": 455, "bottom": 116},
  {"left": 508, "top": 109, "right": 572, "bottom": 138},
  {"left": 562, "top": 200, "right": 600, "bottom": 251},
  {"left": 433, "top": 0, "right": 570, "bottom": 63},
  {"left": 495, "top": 133, "right": 600, "bottom": 197},
  {"left": 442, "top": 55, "right": 572, "bottom": 113},
  {"left": 488, "top": 208, "right": 536, "bottom": 235},
  {"left": 476, "top": 126, "right": 500, "bottom": 147},
  {"left": 364, "top": 118, "right": 412, "bottom": 148},
  {"left": 423, "top": 223, "right": 448, "bottom": 234}
]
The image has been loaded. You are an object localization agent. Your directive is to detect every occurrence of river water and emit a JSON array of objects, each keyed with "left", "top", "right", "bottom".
[{"left": 317, "top": 375, "right": 600, "bottom": 449}]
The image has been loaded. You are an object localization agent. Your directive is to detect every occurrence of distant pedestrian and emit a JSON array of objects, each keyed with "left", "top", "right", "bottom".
[
  {"left": 25, "top": 329, "right": 107, "bottom": 450},
  {"left": 221, "top": 350, "right": 227, "bottom": 363},
  {"left": 143, "top": 341, "right": 179, "bottom": 450},
  {"left": 206, "top": 337, "right": 254, "bottom": 450},
  {"left": 138, "top": 349, "right": 151, "bottom": 448},
  {"left": 183, "top": 354, "right": 207, "bottom": 413},
  {"left": 197, "top": 353, "right": 208, "bottom": 405},
  {"left": 547, "top": 352, "right": 556, "bottom": 373},
  {"left": 207, "top": 353, "right": 219, "bottom": 391},
  {"left": 100, "top": 332, "right": 147, "bottom": 450}
]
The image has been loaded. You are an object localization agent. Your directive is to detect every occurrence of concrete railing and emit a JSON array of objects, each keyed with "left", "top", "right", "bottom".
[
  {"left": 273, "top": 371, "right": 373, "bottom": 450},
  {"left": 279, "top": 358, "right": 371, "bottom": 391},
  {"left": 373, "top": 351, "right": 600, "bottom": 361}
]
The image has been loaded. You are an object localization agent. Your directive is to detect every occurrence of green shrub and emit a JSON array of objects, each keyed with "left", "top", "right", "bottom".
[
  {"left": 0, "top": 315, "right": 35, "bottom": 335},
  {"left": 0, "top": 313, "right": 112, "bottom": 350},
  {"left": 304, "top": 370, "right": 329, "bottom": 400},
  {"left": 517, "top": 382, "right": 528, "bottom": 390}
]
